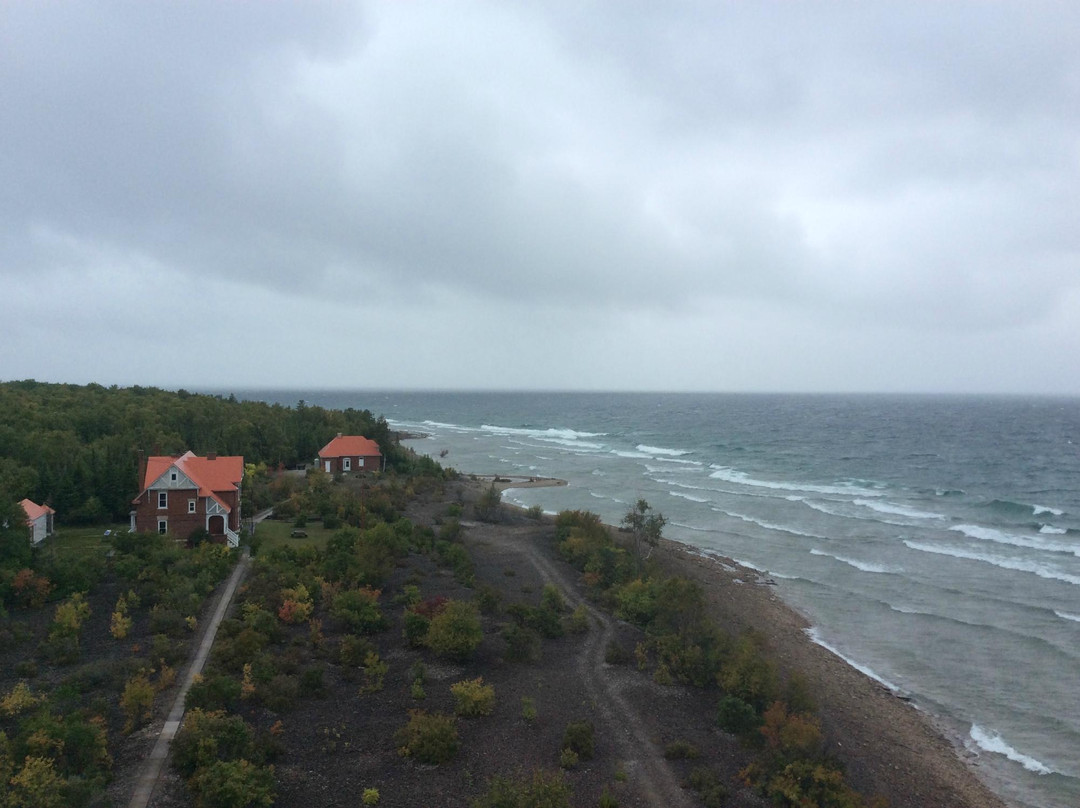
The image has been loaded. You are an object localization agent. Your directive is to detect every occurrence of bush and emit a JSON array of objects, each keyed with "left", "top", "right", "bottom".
[
  {"left": 394, "top": 710, "right": 459, "bottom": 764},
  {"left": 717, "top": 695, "right": 760, "bottom": 736},
  {"left": 187, "top": 675, "right": 242, "bottom": 712},
  {"left": 501, "top": 622, "right": 539, "bottom": 663},
  {"left": 604, "top": 640, "right": 630, "bottom": 665},
  {"left": 338, "top": 634, "right": 374, "bottom": 668},
  {"left": 451, "top": 677, "right": 495, "bottom": 717},
  {"left": 121, "top": 673, "right": 156, "bottom": 732},
  {"left": 360, "top": 652, "right": 388, "bottom": 695},
  {"left": 473, "top": 769, "right": 571, "bottom": 808},
  {"left": 187, "top": 759, "right": 275, "bottom": 808},
  {"left": 402, "top": 610, "right": 431, "bottom": 648},
  {"left": 474, "top": 484, "right": 502, "bottom": 522},
  {"left": 424, "top": 600, "right": 483, "bottom": 661},
  {"left": 663, "top": 739, "right": 700, "bottom": 759},
  {"left": 566, "top": 604, "right": 589, "bottom": 634},
  {"left": 561, "top": 721, "right": 594, "bottom": 761},
  {"left": 558, "top": 747, "right": 579, "bottom": 770},
  {"left": 173, "top": 709, "right": 256, "bottom": 778},
  {"left": 258, "top": 674, "right": 300, "bottom": 712},
  {"left": 362, "top": 788, "right": 380, "bottom": 805},
  {"left": 331, "top": 587, "right": 386, "bottom": 634},
  {"left": 521, "top": 696, "right": 537, "bottom": 723}
]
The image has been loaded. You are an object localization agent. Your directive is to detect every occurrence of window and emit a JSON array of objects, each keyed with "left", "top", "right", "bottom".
[
  {"left": 358, "top": 457, "right": 365, "bottom": 468},
  {"left": 343, "top": 457, "right": 352, "bottom": 471},
  {"left": 170, "top": 471, "right": 178, "bottom": 482},
  {"left": 188, "top": 499, "right": 196, "bottom": 514},
  {"left": 158, "top": 519, "right": 167, "bottom": 535},
  {"left": 158, "top": 491, "right": 167, "bottom": 509}
]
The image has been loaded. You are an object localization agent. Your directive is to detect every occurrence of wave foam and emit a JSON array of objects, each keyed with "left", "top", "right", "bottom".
[
  {"left": 709, "top": 466, "right": 882, "bottom": 498},
  {"left": 714, "top": 509, "right": 825, "bottom": 539},
  {"left": 480, "top": 424, "right": 606, "bottom": 450},
  {"left": 669, "top": 491, "right": 710, "bottom": 503},
  {"left": 809, "top": 549, "right": 896, "bottom": 574},
  {"left": 853, "top": 499, "right": 945, "bottom": 521},
  {"left": 804, "top": 628, "right": 899, "bottom": 691},
  {"left": 969, "top": 725, "right": 1053, "bottom": 774},
  {"left": 636, "top": 443, "right": 692, "bottom": 457},
  {"left": 1039, "top": 525, "right": 1067, "bottom": 535},
  {"left": 1055, "top": 610, "right": 1080, "bottom": 623},
  {"left": 949, "top": 524, "right": 1078, "bottom": 557},
  {"left": 1033, "top": 504, "right": 1064, "bottom": 517},
  {"left": 904, "top": 541, "right": 1080, "bottom": 586}
]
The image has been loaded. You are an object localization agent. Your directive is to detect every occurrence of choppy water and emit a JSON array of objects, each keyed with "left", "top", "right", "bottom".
[{"left": 242, "top": 391, "right": 1080, "bottom": 808}]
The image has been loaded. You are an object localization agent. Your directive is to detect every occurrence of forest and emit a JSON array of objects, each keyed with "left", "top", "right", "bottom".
[{"left": 0, "top": 380, "right": 424, "bottom": 531}]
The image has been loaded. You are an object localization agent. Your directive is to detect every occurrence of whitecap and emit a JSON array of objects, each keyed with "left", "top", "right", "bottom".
[
  {"left": 903, "top": 541, "right": 1080, "bottom": 587},
  {"left": 1039, "top": 525, "right": 1067, "bottom": 535},
  {"left": 1054, "top": 610, "right": 1080, "bottom": 623},
  {"left": 636, "top": 443, "right": 692, "bottom": 457},
  {"left": 611, "top": 450, "right": 652, "bottom": 459},
  {"left": 669, "top": 491, "right": 710, "bottom": 504},
  {"left": 853, "top": 499, "right": 946, "bottom": 521},
  {"left": 804, "top": 628, "right": 900, "bottom": 691},
  {"left": 708, "top": 466, "right": 883, "bottom": 498},
  {"left": 969, "top": 725, "right": 1054, "bottom": 775},
  {"left": 713, "top": 508, "right": 825, "bottom": 539},
  {"left": 1033, "top": 504, "right": 1064, "bottom": 517},
  {"left": 644, "top": 463, "right": 700, "bottom": 474},
  {"left": 949, "top": 524, "right": 1079, "bottom": 558},
  {"left": 809, "top": 548, "right": 897, "bottom": 574}
]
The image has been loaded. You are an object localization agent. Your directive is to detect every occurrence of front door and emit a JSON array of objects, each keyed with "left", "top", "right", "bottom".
[{"left": 208, "top": 515, "right": 225, "bottom": 535}]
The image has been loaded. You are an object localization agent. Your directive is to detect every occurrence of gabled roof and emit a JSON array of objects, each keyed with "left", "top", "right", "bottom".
[
  {"left": 319, "top": 435, "right": 382, "bottom": 459},
  {"left": 137, "top": 451, "right": 244, "bottom": 511},
  {"left": 20, "top": 499, "right": 54, "bottom": 523}
]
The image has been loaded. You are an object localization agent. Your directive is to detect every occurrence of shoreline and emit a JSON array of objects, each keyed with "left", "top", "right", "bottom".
[{"left": 486, "top": 482, "right": 1010, "bottom": 808}]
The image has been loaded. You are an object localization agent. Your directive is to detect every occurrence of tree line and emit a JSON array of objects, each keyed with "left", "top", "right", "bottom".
[{"left": 0, "top": 380, "right": 418, "bottom": 527}]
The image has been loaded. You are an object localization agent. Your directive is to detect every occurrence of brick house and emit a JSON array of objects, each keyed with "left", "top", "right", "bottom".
[
  {"left": 20, "top": 499, "right": 55, "bottom": 545},
  {"left": 130, "top": 451, "right": 244, "bottom": 546},
  {"left": 317, "top": 434, "right": 383, "bottom": 474}
]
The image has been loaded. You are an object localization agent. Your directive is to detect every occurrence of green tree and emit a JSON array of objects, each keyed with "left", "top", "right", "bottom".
[
  {"left": 424, "top": 600, "right": 483, "bottom": 661},
  {"left": 621, "top": 499, "right": 666, "bottom": 568}
]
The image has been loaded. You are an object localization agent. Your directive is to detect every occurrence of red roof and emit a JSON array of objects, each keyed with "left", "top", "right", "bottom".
[
  {"left": 20, "top": 499, "right": 54, "bottom": 523},
  {"left": 319, "top": 435, "right": 382, "bottom": 459},
  {"left": 138, "top": 451, "right": 244, "bottom": 511}
]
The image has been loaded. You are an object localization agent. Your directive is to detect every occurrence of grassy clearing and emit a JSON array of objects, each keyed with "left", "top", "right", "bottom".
[
  {"left": 44, "top": 523, "right": 130, "bottom": 559},
  {"left": 254, "top": 518, "right": 337, "bottom": 552}
]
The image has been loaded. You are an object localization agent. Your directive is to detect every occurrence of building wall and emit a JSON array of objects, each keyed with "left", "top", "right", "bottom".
[
  {"left": 132, "top": 488, "right": 241, "bottom": 539},
  {"left": 322, "top": 454, "right": 382, "bottom": 474}
]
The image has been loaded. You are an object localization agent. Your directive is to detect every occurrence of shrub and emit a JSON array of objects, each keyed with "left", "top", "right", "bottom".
[
  {"left": 475, "top": 584, "right": 502, "bottom": 615},
  {"left": 187, "top": 674, "right": 242, "bottom": 712},
  {"left": 6, "top": 756, "right": 67, "bottom": 808},
  {"left": 362, "top": 788, "right": 380, "bottom": 805},
  {"left": 559, "top": 747, "right": 579, "bottom": 770},
  {"left": 259, "top": 674, "right": 300, "bottom": 712},
  {"left": 451, "top": 677, "right": 495, "bottom": 717},
  {"left": 598, "top": 786, "right": 619, "bottom": 808},
  {"left": 11, "top": 568, "right": 53, "bottom": 608},
  {"left": 501, "top": 622, "right": 539, "bottom": 663},
  {"left": 424, "top": 600, "right": 483, "bottom": 661},
  {"left": 566, "top": 604, "right": 589, "bottom": 634},
  {"left": 338, "top": 634, "right": 374, "bottom": 668},
  {"left": 475, "top": 484, "right": 502, "bottom": 522},
  {"left": 331, "top": 588, "right": 386, "bottom": 634},
  {"left": 663, "top": 740, "right": 700, "bottom": 760},
  {"left": 49, "top": 592, "right": 90, "bottom": 639},
  {"left": 187, "top": 758, "right": 275, "bottom": 808},
  {"left": 1, "top": 682, "right": 44, "bottom": 716},
  {"left": 360, "top": 652, "right": 388, "bottom": 695},
  {"left": 521, "top": 696, "right": 538, "bottom": 723},
  {"left": 277, "top": 584, "right": 314, "bottom": 624},
  {"left": 402, "top": 610, "right": 431, "bottom": 648},
  {"left": 149, "top": 605, "right": 187, "bottom": 638},
  {"left": 604, "top": 640, "right": 630, "bottom": 665},
  {"left": 121, "top": 673, "right": 155, "bottom": 732},
  {"left": 394, "top": 710, "right": 459, "bottom": 764},
  {"left": 527, "top": 504, "right": 544, "bottom": 521},
  {"left": 717, "top": 695, "right": 760, "bottom": 736},
  {"left": 173, "top": 709, "right": 256, "bottom": 778},
  {"left": 473, "top": 769, "right": 571, "bottom": 808},
  {"left": 561, "top": 721, "right": 594, "bottom": 761}
]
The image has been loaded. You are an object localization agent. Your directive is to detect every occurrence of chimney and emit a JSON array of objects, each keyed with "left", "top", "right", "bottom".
[
  {"left": 137, "top": 449, "right": 147, "bottom": 487},
  {"left": 337, "top": 432, "right": 343, "bottom": 438},
  {"left": 207, "top": 451, "right": 217, "bottom": 461}
]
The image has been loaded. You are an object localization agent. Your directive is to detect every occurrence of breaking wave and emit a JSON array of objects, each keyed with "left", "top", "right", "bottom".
[
  {"left": 903, "top": 541, "right": 1080, "bottom": 587},
  {"left": 804, "top": 628, "right": 899, "bottom": 691},
  {"left": 709, "top": 466, "right": 883, "bottom": 497},
  {"left": 969, "top": 725, "right": 1054, "bottom": 775},
  {"left": 809, "top": 549, "right": 897, "bottom": 574}
]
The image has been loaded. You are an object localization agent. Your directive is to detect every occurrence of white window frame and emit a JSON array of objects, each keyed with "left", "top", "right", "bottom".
[
  {"left": 158, "top": 491, "right": 168, "bottom": 509},
  {"left": 343, "top": 457, "right": 352, "bottom": 471},
  {"left": 358, "top": 457, "right": 365, "bottom": 468},
  {"left": 158, "top": 519, "right": 168, "bottom": 534},
  {"left": 188, "top": 499, "right": 196, "bottom": 514}
]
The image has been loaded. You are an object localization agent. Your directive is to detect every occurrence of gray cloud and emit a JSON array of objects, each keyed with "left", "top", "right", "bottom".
[{"left": 1, "top": 1, "right": 1078, "bottom": 392}]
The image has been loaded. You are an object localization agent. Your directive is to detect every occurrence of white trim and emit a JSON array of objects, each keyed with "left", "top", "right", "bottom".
[
  {"left": 157, "top": 518, "right": 168, "bottom": 534},
  {"left": 343, "top": 457, "right": 352, "bottom": 471},
  {"left": 188, "top": 499, "right": 196, "bottom": 514},
  {"left": 158, "top": 491, "right": 167, "bottom": 509}
]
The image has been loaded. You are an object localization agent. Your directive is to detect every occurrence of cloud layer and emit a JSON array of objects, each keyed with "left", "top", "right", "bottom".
[{"left": 2, "top": 1, "right": 1078, "bottom": 392}]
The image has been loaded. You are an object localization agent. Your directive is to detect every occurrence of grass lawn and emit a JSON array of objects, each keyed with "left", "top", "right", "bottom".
[
  {"left": 44, "top": 523, "right": 130, "bottom": 559},
  {"left": 255, "top": 518, "right": 337, "bottom": 552}
]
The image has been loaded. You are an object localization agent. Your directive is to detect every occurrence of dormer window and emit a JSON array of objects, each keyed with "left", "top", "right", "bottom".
[{"left": 158, "top": 491, "right": 167, "bottom": 509}]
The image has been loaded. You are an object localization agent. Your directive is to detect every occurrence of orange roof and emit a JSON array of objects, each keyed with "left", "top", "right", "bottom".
[
  {"left": 138, "top": 451, "right": 244, "bottom": 511},
  {"left": 20, "top": 499, "right": 54, "bottom": 523},
  {"left": 319, "top": 435, "right": 382, "bottom": 459}
]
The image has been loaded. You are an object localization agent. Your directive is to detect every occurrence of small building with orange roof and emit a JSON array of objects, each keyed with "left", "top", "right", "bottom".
[
  {"left": 130, "top": 451, "right": 244, "bottom": 546},
  {"left": 20, "top": 499, "right": 55, "bottom": 545},
  {"left": 318, "top": 434, "right": 383, "bottom": 475}
]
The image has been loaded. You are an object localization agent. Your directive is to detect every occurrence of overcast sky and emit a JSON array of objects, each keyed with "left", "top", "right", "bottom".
[{"left": 2, "top": 1, "right": 1078, "bottom": 394}]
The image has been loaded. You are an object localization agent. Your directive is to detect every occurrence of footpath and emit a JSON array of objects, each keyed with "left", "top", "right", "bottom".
[{"left": 126, "top": 546, "right": 253, "bottom": 808}]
